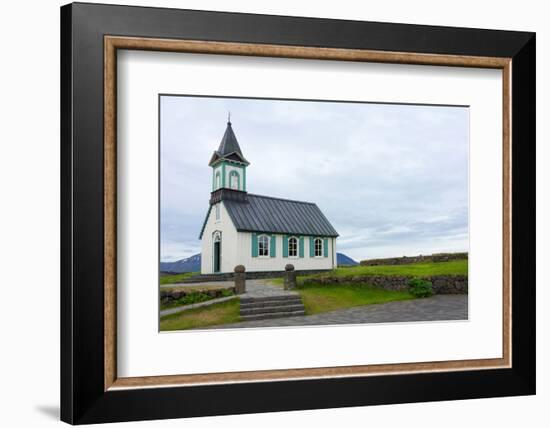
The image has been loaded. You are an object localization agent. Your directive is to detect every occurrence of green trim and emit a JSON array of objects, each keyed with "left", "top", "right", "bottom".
[
  {"left": 299, "top": 236, "right": 304, "bottom": 258},
  {"left": 251, "top": 233, "right": 258, "bottom": 257},
  {"left": 323, "top": 238, "right": 329, "bottom": 257},
  {"left": 214, "top": 169, "right": 221, "bottom": 191},
  {"left": 212, "top": 160, "right": 247, "bottom": 191},
  {"left": 309, "top": 237, "right": 315, "bottom": 257},
  {"left": 283, "top": 235, "right": 289, "bottom": 258},
  {"left": 210, "top": 157, "right": 248, "bottom": 168}
]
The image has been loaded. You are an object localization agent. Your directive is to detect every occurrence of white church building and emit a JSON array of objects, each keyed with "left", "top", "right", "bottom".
[{"left": 199, "top": 118, "right": 338, "bottom": 274}]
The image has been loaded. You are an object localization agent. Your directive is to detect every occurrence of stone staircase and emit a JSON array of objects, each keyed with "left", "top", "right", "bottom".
[{"left": 239, "top": 294, "right": 306, "bottom": 321}]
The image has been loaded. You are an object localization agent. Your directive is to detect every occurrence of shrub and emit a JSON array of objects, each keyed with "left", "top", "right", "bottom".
[
  {"left": 220, "top": 289, "right": 234, "bottom": 297},
  {"left": 408, "top": 278, "right": 433, "bottom": 298},
  {"left": 181, "top": 292, "right": 211, "bottom": 305}
]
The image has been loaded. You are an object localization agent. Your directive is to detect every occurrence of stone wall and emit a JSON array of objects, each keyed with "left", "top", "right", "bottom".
[
  {"left": 183, "top": 269, "right": 332, "bottom": 283},
  {"left": 302, "top": 275, "right": 468, "bottom": 294},
  {"left": 359, "top": 252, "right": 468, "bottom": 266},
  {"left": 160, "top": 286, "right": 236, "bottom": 306}
]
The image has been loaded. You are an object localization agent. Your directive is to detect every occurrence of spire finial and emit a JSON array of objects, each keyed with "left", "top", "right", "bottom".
[{"left": 227, "top": 111, "right": 231, "bottom": 124}]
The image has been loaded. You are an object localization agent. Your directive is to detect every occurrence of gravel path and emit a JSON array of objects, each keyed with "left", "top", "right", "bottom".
[{"left": 240, "top": 279, "right": 298, "bottom": 298}]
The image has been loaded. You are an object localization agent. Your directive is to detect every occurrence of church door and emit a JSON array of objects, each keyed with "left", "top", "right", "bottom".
[{"left": 213, "top": 233, "right": 221, "bottom": 273}]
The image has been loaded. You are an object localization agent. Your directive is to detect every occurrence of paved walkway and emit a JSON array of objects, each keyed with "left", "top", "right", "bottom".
[
  {"left": 160, "top": 281, "right": 234, "bottom": 289},
  {"left": 208, "top": 294, "right": 468, "bottom": 329},
  {"left": 240, "top": 279, "right": 297, "bottom": 298}
]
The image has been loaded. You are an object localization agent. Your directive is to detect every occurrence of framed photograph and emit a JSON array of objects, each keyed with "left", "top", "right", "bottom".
[{"left": 60, "top": 2, "right": 535, "bottom": 424}]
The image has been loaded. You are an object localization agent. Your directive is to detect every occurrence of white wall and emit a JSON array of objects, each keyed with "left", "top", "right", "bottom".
[
  {"left": 236, "top": 233, "right": 336, "bottom": 272},
  {"left": 0, "top": 1, "right": 547, "bottom": 428},
  {"left": 201, "top": 201, "right": 336, "bottom": 273},
  {"left": 200, "top": 201, "right": 240, "bottom": 273}
]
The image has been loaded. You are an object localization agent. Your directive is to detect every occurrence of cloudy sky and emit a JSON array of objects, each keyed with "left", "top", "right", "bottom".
[{"left": 160, "top": 95, "right": 469, "bottom": 262}]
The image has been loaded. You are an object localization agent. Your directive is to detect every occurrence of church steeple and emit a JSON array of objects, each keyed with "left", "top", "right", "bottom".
[{"left": 209, "top": 117, "right": 249, "bottom": 194}]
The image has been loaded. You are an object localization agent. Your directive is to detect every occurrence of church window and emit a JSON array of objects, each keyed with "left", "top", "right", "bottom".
[
  {"left": 215, "top": 171, "right": 221, "bottom": 189},
  {"left": 258, "top": 235, "right": 270, "bottom": 257},
  {"left": 215, "top": 204, "right": 220, "bottom": 220},
  {"left": 288, "top": 237, "right": 298, "bottom": 257},
  {"left": 314, "top": 238, "right": 323, "bottom": 257},
  {"left": 229, "top": 171, "right": 240, "bottom": 190}
]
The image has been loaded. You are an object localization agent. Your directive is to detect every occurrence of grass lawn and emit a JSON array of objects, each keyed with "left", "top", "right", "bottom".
[
  {"left": 160, "top": 299, "right": 240, "bottom": 331},
  {"left": 298, "top": 284, "right": 414, "bottom": 315},
  {"left": 304, "top": 259, "right": 468, "bottom": 280},
  {"left": 160, "top": 271, "right": 198, "bottom": 285},
  {"left": 268, "top": 260, "right": 468, "bottom": 288}
]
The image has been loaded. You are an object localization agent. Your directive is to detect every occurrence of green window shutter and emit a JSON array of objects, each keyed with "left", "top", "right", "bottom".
[
  {"left": 299, "top": 236, "right": 304, "bottom": 258},
  {"left": 323, "top": 238, "right": 329, "bottom": 257},
  {"left": 270, "top": 235, "right": 276, "bottom": 257},
  {"left": 309, "top": 237, "right": 315, "bottom": 257},
  {"left": 283, "top": 235, "right": 288, "bottom": 258},
  {"left": 251, "top": 233, "right": 258, "bottom": 257}
]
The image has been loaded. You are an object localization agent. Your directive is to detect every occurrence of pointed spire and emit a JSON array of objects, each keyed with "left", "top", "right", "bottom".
[
  {"left": 208, "top": 116, "right": 250, "bottom": 166},
  {"left": 217, "top": 121, "right": 241, "bottom": 156}
]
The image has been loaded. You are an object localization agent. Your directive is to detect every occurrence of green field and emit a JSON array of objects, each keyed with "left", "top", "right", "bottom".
[
  {"left": 159, "top": 271, "right": 198, "bottom": 285},
  {"left": 305, "top": 259, "right": 468, "bottom": 279},
  {"left": 160, "top": 299, "right": 240, "bottom": 331},
  {"left": 269, "top": 260, "right": 467, "bottom": 287}
]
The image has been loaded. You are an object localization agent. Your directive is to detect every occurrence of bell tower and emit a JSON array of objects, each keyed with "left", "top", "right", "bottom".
[{"left": 208, "top": 115, "right": 250, "bottom": 196}]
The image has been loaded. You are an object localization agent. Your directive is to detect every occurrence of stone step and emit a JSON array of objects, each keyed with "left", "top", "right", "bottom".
[
  {"left": 240, "top": 310, "right": 306, "bottom": 321},
  {"left": 240, "top": 295, "right": 301, "bottom": 305},
  {"left": 240, "top": 298, "right": 302, "bottom": 308},
  {"left": 240, "top": 303, "right": 305, "bottom": 316},
  {"left": 240, "top": 302, "right": 304, "bottom": 311}
]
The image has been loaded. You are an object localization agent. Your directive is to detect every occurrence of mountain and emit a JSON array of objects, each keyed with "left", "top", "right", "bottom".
[
  {"left": 160, "top": 253, "right": 201, "bottom": 273},
  {"left": 337, "top": 252, "right": 358, "bottom": 266},
  {"left": 160, "top": 252, "right": 358, "bottom": 272}
]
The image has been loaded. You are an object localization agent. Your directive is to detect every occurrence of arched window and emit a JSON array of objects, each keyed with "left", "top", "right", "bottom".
[
  {"left": 258, "top": 234, "right": 270, "bottom": 257},
  {"left": 314, "top": 238, "right": 323, "bottom": 257},
  {"left": 288, "top": 237, "right": 298, "bottom": 257},
  {"left": 215, "top": 171, "right": 221, "bottom": 189},
  {"left": 229, "top": 170, "right": 240, "bottom": 190}
]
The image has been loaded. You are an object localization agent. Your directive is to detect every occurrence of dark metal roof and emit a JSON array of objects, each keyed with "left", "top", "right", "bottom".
[
  {"left": 208, "top": 121, "right": 249, "bottom": 166},
  {"left": 223, "top": 194, "right": 338, "bottom": 237}
]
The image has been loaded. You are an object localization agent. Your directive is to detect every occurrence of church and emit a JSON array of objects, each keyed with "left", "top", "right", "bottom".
[{"left": 199, "top": 118, "right": 338, "bottom": 274}]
